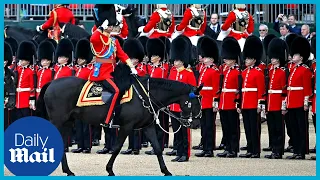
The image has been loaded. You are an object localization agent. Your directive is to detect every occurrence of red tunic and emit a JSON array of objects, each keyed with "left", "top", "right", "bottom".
[
  {"left": 75, "top": 65, "right": 92, "bottom": 80},
  {"left": 312, "top": 67, "right": 316, "bottom": 113},
  {"left": 16, "top": 66, "right": 35, "bottom": 109},
  {"left": 287, "top": 61, "right": 295, "bottom": 72},
  {"left": 136, "top": 63, "right": 147, "bottom": 77},
  {"left": 258, "top": 62, "right": 267, "bottom": 71},
  {"left": 241, "top": 66, "right": 265, "bottom": 109},
  {"left": 219, "top": 65, "right": 240, "bottom": 110},
  {"left": 147, "top": 63, "right": 168, "bottom": 78},
  {"left": 176, "top": 8, "right": 207, "bottom": 37},
  {"left": 89, "top": 30, "right": 130, "bottom": 81},
  {"left": 196, "top": 62, "right": 205, "bottom": 72},
  {"left": 143, "top": 8, "right": 175, "bottom": 38},
  {"left": 169, "top": 67, "right": 197, "bottom": 112},
  {"left": 36, "top": 67, "right": 53, "bottom": 98},
  {"left": 286, "top": 64, "right": 312, "bottom": 109},
  {"left": 267, "top": 66, "right": 286, "bottom": 111},
  {"left": 40, "top": 6, "right": 75, "bottom": 30},
  {"left": 221, "top": 9, "right": 254, "bottom": 40},
  {"left": 198, "top": 65, "right": 220, "bottom": 109},
  {"left": 54, "top": 64, "right": 73, "bottom": 79}
]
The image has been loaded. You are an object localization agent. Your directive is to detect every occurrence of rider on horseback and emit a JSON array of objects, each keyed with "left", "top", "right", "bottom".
[
  {"left": 36, "top": 4, "right": 76, "bottom": 42},
  {"left": 90, "top": 4, "right": 137, "bottom": 128}
]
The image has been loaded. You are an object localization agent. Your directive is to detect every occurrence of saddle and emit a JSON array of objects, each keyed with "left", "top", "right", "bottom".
[{"left": 76, "top": 80, "right": 133, "bottom": 107}]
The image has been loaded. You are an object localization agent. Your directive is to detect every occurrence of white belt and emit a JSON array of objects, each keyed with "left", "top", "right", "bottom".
[
  {"left": 222, "top": 88, "right": 237, "bottom": 93},
  {"left": 36, "top": 88, "right": 41, "bottom": 93},
  {"left": 287, "top": 87, "right": 304, "bottom": 91},
  {"left": 187, "top": 25, "right": 200, "bottom": 30},
  {"left": 242, "top": 88, "right": 257, "bottom": 92},
  {"left": 16, "top": 88, "right": 31, "bottom": 92},
  {"left": 268, "top": 90, "right": 282, "bottom": 94},
  {"left": 202, "top": 87, "right": 213, "bottom": 90},
  {"left": 154, "top": 29, "right": 169, "bottom": 33}
]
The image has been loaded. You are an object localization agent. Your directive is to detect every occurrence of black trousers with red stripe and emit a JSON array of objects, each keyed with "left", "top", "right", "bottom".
[
  {"left": 171, "top": 112, "right": 190, "bottom": 157},
  {"left": 242, "top": 109, "right": 261, "bottom": 154},
  {"left": 75, "top": 119, "right": 92, "bottom": 149},
  {"left": 266, "top": 111, "right": 285, "bottom": 155},
  {"left": 220, "top": 110, "right": 240, "bottom": 153},
  {"left": 155, "top": 112, "right": 167, "bottom": 151},
  {"left": 201, "top": 109, "right": 216, "bottom": 152},
  {"left": 288, "top": 107, "right": 309, "bottom": 155}
]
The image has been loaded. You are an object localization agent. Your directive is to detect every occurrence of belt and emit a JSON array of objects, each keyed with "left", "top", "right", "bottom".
[
  {"left": 187, "top": 25, "right": 200, "bottom": 30},
  {"left": 287, "top": 87, "right": 304, "bottom": 91},
  {"left": 202, "top": 86, "right": 213, "bottom": 90},
  {"left": 222, "top": 88, "right": 237, "bottom": 93},
  {"left": 268, "top": 90, "right": 282, "bottom": 94},
  {"left": 242, "top": 88, "right": 257, "bottom": 92},
  {"left": 95, "top": 58, "right": 116, "bottom": 64},
  {"left": 36, "top": 88, "right": 41, "bottom": 93},
  {"left": 16, "top": 88, "right": 31, "bottom": 92}
]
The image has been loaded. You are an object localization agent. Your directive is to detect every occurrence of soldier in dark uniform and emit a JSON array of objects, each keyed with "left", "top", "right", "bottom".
[{"left": 4, "top": 42, "right": 16, "bottom": 130}]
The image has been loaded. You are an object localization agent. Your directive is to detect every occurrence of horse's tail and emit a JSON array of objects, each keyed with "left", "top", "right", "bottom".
[{"left": 36, "top": 82, "right": 51, "bottom": 119}]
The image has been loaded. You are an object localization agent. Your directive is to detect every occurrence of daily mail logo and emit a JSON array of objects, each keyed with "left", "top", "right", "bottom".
[{"left": 4, "top": 117, "right": 64, "bottom": 176}]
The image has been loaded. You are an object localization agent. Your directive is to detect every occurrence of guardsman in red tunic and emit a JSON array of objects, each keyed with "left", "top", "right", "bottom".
[
  {"left": 174, "top": 4, "right": 206, "bottom": 46},
  {"left": 263, "top": 38, "right": 288, "bottom": 159},
  {"left": 71, "top": 38, "right": 94, "bottom": 154},
  {"left": 36, "top": 4, "right": 75, "bottom": 42},
  {"left": 216, "top": 37, "right": 241, "bottom": 158},
  {"left": 90, "top": 5, "right": 136, "bottom": 128},
  {"left": 36, "top": 41, "right": 55, "bottom": 99},
  {"left": 195, "top": 36, "right": 220, "bottom": 158},
  {"left": 138, "top": 4, "right": 175, "bottom": 39},
  {"left": 238, "top": 35, "right": 265, "bottom": 158},
  {"left": 4, "top": 37, "right": 18, "bottom": 70},
  {"left": 218, "top": 4, "right": 254, "bottom": 51},
  {"left": 309, "top": 36, "right": 316, "bottom": 159},
  {"left": 54, "top": 39, "right": 74, "bottom": 80},
  {"left": 168, "top": 35, "right": 196, "bottom": 162},
  {"left": 285, "top": 37, "right": 312, "bottom": 160},
  {"left": 12, "top": 41, "right": 36, "bottom": 121}
]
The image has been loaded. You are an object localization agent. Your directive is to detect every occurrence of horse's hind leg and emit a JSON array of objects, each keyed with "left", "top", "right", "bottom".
[
  {"left": 60, "top": 126, "right": 75, "bottom": 176},
  {"left": 106, "top": 126, "right": 130, "bottom": 176},
  {"left": 144, "top": 125, "right": 172, "bottom": 176}
]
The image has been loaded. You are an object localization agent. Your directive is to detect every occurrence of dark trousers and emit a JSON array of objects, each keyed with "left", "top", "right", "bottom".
[
  {"left": 92, "top": 125, "right": 102, "bottom": 141},
  {"left": 103, "top": 127, "right": 118, "bottom": 150},
  {"left": 288, "top": 108, "right": 309, "bottom": 155},
  {"left": 11, "top": 108, "right": 31, "bottom": 122},
  {"left": 128, "top": 130, "right": 142, "bottom": 150},
  {"left": 266, "top": 111, "right": 285, "bottom": 154},
  {"left": 75, "top": 119, "right": 92, "bottom": 149},
  {"left": 155, "top": 112, "right": 167, "bottom": 151},
  {"left": 141, "top": 130, "right": 148, "bottom": 144},
  {"left": 312, "top": 114, "right": 316, "bottom": 133},
  {"left": 4, "top": 108, "right": 11, "bottom": 131},
  {"left": 266, "top": 112, "right": 272, "bottom": 147},
  {"left": 220, "top": 110, "right": 240, "bottom": 153},
  {"left": 201, "top": 109, "right": 216, "bottom": 152},
  {"left": 284, "top": 113, "right": 293, "bottom": 147},
  {"left": 242, "top": 109, "right": 261, "bottom": 154},
  {"left": 171, "top": 112, "right": 190, "bottom": 157},
  {"left": 171, "top": 113, "right": 180, "bottom": 150}
]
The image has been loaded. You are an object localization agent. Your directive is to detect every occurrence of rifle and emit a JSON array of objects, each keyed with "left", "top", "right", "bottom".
[
  {"left": 236, "top": 53, "right": 243, "bottom": 109},
  {"left": 51, "top": 52, "right": 56, "bottom": 80},
  {"left": 71, "top": 51, "right": 76, "bottom": 76},
  {"left": 263, "top": 54, "right": 270, "bottom": 111}
]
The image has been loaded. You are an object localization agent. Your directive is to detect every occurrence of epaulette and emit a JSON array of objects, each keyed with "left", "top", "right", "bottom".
[
  {"left": 255, "top": 67, "right": 262, "bottom": 71},
  {"left": 302, "top": 64, "right": 310, "bottom": 69}
]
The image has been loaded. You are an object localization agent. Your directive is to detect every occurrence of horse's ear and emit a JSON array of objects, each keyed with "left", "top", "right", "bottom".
[{"left": 195, "top": 84, "right": 203, "bottom": 95}]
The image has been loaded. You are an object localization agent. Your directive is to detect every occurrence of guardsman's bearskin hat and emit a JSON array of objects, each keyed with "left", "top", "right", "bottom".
[
  {"left": 17, "top": 41, "right": 36, "bottom": 62},
  {"left": 123, "top": 38, "right": 145, "bottom": 62},
  {"left": 4, "top": 42, "right": 13, "bottom": 67},
  {"left": 55, "top": 38, "right": 74, "bottom": 64},
  {"left": 285, "top": 33, "right": 299, "bottom": 54},
  {"left": 199, "top": 36, "right": 219, "bottom": 64},
  {"left": 5, "top": 37, "right": 18, "bottom": 56},
  {"left": 45, "top": 38, "right": 58, "bottom": 50},
  {"left": 170, "top": 35, "right": 192, "bottom": 67},
  {"left": 93, "top": 4, "right": 118, "bottom": 27},
  {"left": 268, "top": 38, "right": 288, "bottom": 67},
  {"left": 146, "top": 38, "right": 165, "bottom": 61},
  {"left": 263, "top": 34, "right": 277, "bottom": 56},
  {"left": 137, "top": 36, "right": 149, "bottom": 56},
  {"left": 243, "top": 35, "right": 263, "bottom": 66},
  {"left": 290, "top": 36, "right": 311, "bottom": 62},
  {"left": 221, "top": 37, "right": 241, "bottom": 60},
  {"left": 38, "top": 40, "right": 55, "bottom": 63},
  {"left": 75, "top": 38, "right": 93, "bottom": 64}
]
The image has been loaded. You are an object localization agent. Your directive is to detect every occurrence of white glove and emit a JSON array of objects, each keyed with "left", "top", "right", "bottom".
[
  {"left": 36, "top": 25, "right": 42, "bottom": 32},
  {"left": 101, "top": 19, "right": 109, "bottom": 30},
  {"left": 212, "top": 101, "right": 219, "bottom": 109},
  {"left": 138, "top": 26, "right": 145, "bottom": 33},
  {"left": 130, "top": 68, "right": 138, "bottom": 75},
  {"left": 29, "top": 100, "right": 36, "bottom": 110},
  {"left": 281, "top": 100, "right": 287, "bottom": 111}
]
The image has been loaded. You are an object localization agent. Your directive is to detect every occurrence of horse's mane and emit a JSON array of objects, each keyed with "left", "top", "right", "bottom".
[
  {"left": 149, "top": 78, "right": 193, "bottom": 94},
  {"left": 6, "top": 25, "right": 38, "bottom": 37}
]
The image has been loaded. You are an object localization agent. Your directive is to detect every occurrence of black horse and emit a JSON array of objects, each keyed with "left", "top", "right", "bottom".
[
  {"left": 4, "top": 25, "right": 48, "bottom": 44},
  {"left": 36, "top": 63, "right": 202, "bottom": 176}
]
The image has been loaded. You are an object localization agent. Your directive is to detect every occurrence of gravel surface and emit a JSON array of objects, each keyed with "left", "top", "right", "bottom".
[{"left": 4, "top": 120, "right": 316, "bottom": 176}]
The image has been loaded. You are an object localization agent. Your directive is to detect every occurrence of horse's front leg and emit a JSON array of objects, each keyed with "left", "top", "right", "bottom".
[
  {"left": 144, "top": 124, "right": 172, "bottom": 176},
  {"left": 106, "top": 126, "right": 131, "bottom": 176}
]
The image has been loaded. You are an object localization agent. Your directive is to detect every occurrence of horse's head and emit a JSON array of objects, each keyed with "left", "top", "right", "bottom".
[{"left": 178, "top": 84, "right": 203, "bottom": 126}]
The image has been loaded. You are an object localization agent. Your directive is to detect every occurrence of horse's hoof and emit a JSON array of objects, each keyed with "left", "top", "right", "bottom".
[
  {"left": 67, "top": 173, "right": 75, "bottom": 176},
  {"left": 164, "top": 173, "right": 172, "bottom": 176},
  {"left": 108, "top": 173, "right": 115, "bottom": 176}
]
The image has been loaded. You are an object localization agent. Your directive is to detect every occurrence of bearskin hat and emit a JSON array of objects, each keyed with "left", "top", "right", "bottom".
[
  {"left": 93, "top": 4, "right": 117, "bottom": 27},
  {"left": 221, "top": 37, "right": 241, "bottom": 60},
  {"left": 4, "top": 42, "right": 13, "bottom": 66},
  {"left": 200, "top": 36, "right": 219, "bottom": 64},
  {"left": 243, "top": 35, "right": 263, "bottom": 66},
  {"left": 174, "top": 35, "right": 194, "bottom": 65},
  {"left": 290, "top": 36, "right": 311, "bottom": 62},
  {"left": 268, "top": 38, "right": 288, "bottom": 67},
  {"left": 196, "top": 36, "right": 206, "bottom": 57},
  {"left": 170, "top": 35, "right": 192, "bottom": 67},
  {"left": 55, "top": 38, "right": 74, "bottom": 64},
  {"left": 17, "top": 41, "right": 36, "bottom": 62},
  {"left": 263, "top": 34, "right": 277, "bottom": 56},
  {"left": 75, "top": 38, "right": 93, "bottom": 64},
  {"left": 123, "top": 38, "right": 145, "bottom": 62},
  {"left": 311, "top": 35, "right": 316, "bottom": 58},
  {"left": 285, "top": 33, "right": 299, "bottom": 54},
  {"left": 159, "top": 36, "right": 171, "bottom": 60},
  {"left": 137, "top": 36, "right": 149, "bottom": 56},
  {"left": 146, "top": 38, "right": 165, "bottom": 61},
  {"left": 38, "top": 40, "right": 55, "bottom": 62},
  {"left": 45, "top": 38, "right": 58, "bottom": 50},
  {"left": 70, "top": 38, "right": 79, "bottom": 51},
  {"left": 4, "top": 37, "right": 18, "bottom": 56}
]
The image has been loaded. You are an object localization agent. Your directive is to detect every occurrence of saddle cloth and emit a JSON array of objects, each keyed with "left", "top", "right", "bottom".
[{"left": 76, "top": 81, "right": 133, "bottom": 107}]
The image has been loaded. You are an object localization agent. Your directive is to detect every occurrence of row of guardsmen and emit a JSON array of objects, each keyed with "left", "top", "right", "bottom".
[{"left": 4, "top": 32, "right": 316, "bottom": 161}]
